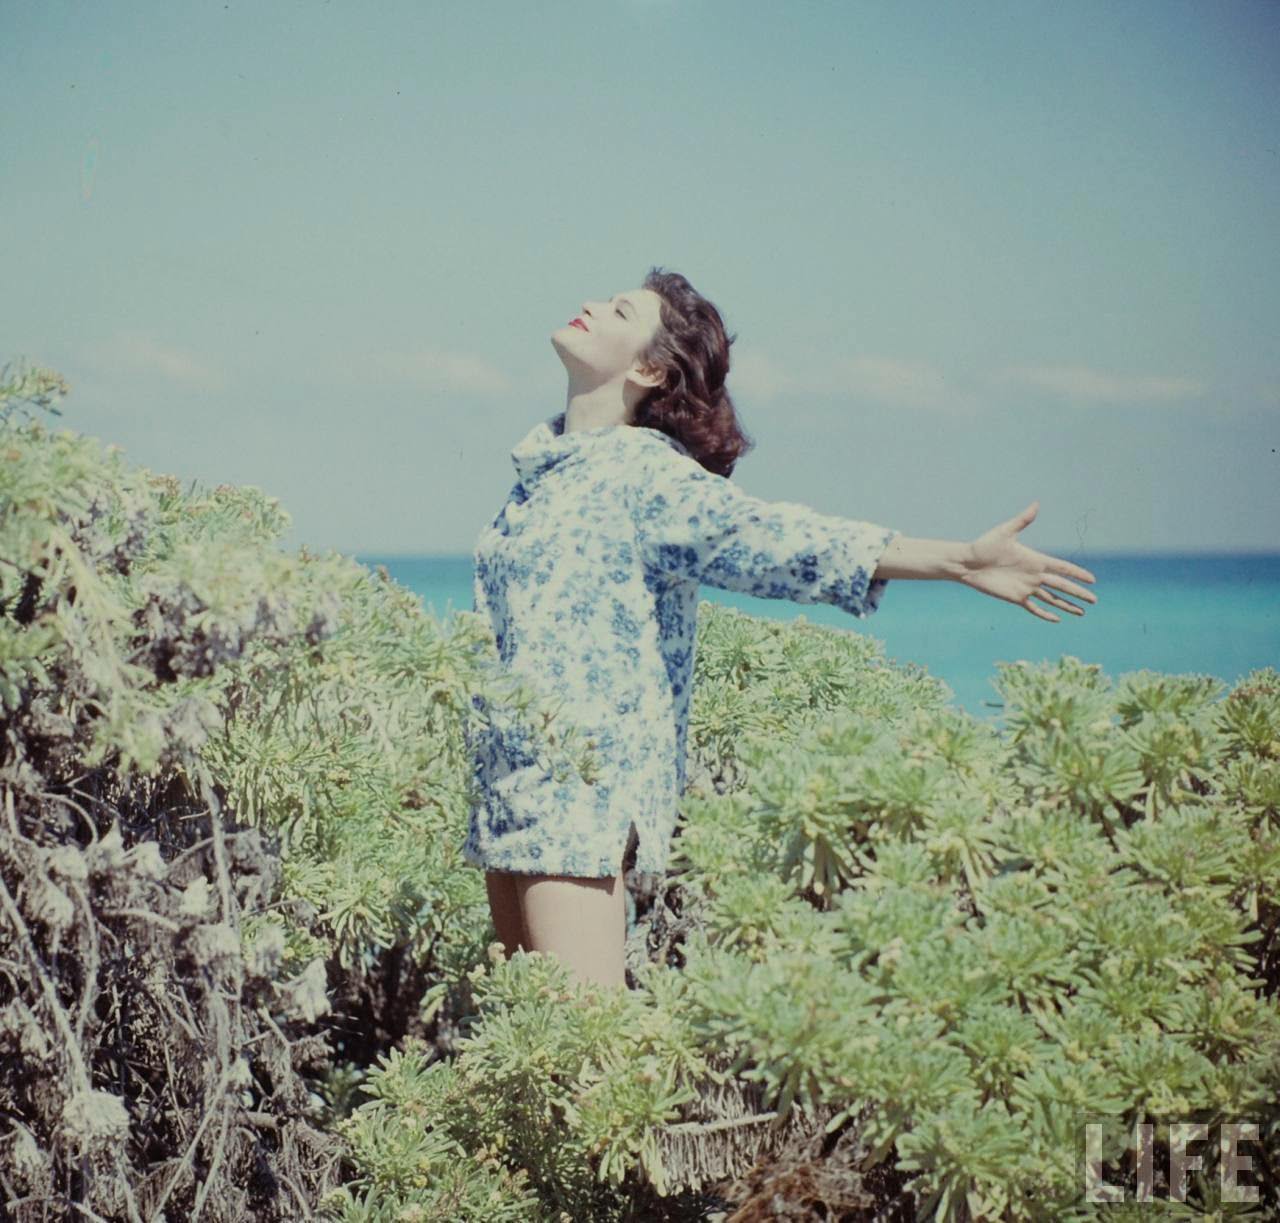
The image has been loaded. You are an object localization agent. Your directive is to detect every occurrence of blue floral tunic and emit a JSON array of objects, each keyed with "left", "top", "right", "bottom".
[{"left": 462, "top": 410, "right": 900, "bottom": 879}]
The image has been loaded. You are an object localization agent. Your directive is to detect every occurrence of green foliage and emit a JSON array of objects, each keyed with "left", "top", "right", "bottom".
[
  {"left": 334, "top": 641, "right": 1280, "bottom": 1218},
  {"left": 7, "top": 359, "right": 1278, "bottom": 1218},
  {"left": 321, "top": 951, "right": 716, "bottom": 1220},
  {"left": 0, "top": 364, "right": 370, "bottom": 1215},
  {"left": 0, "top": 357, "right": 68, "bottom": 419},
  {"left": 319, "top": 1045, "right": 539, "bottom": 1221},
  {"left": 0, "top": 362, "right": 608, "bottom": 1217},
  {"left": 660, "top": 653, "right": 1280, "bottom": 1217},
  {"left": 682, "top": 602, "right": 952, "bottom": 792}
]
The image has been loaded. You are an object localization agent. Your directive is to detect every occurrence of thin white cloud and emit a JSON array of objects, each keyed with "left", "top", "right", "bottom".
[
  {"left": 730, "top": 349, "right": 979, "bottom": 413},
  {"left": 76, "top": 331, "right": 224, "bottom": 391},
  {"left": 990, "top": 364, "right": 1206, "bottom": 403},
  {"left": 368, "top": 349, "right": 512, "bottom": 395},
  {"left": 831, "top": 355, "right": 957, "bottom": 410},
  {"left": 733, "top": 351, "right": 1212, "bottom": 413},
  {"left": 726, "top": 350, "right": 799, "bottom": 400}
]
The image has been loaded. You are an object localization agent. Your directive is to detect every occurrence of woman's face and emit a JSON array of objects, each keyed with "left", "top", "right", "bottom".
[{"left": 550, "top": 286, "right": 666, "bottom": 387}]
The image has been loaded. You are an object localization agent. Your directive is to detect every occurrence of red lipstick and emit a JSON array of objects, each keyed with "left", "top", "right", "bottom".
[{"left": 569, "top": 317, "right": 588, "bottom": 332}]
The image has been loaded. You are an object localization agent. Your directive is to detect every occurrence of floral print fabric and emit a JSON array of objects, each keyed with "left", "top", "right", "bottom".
[{"left": 462, "top": 410, "right": 900, "bottom": 879}]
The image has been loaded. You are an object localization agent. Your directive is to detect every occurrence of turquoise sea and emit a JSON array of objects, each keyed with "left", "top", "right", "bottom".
[{"left": 360, "top": 553, "right": 1280, "bottom": 725}]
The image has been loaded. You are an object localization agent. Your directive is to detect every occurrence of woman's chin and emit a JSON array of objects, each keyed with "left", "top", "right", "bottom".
[{"left": 549, "top": 336, "right": 588, "bottom": 369}]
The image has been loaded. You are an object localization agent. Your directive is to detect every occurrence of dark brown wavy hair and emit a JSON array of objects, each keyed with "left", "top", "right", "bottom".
[{"left": 629, "top": 267, "right": 755, "bottom": 478}]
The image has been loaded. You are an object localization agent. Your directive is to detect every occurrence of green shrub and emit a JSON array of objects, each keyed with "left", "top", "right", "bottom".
[
  {"left": 0, "top": 360, "right": 574, "bottom": 1217},
  {"left": 5, "top": 357, "right": 1276, "bottom": 1219}
]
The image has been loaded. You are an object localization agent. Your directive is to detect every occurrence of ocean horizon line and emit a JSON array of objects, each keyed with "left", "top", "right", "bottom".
[{"left": 348, "top": 548, "right": 1280, "bottom": 562}]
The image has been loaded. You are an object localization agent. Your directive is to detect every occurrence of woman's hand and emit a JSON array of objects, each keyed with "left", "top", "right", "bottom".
[{"left": 960, "top": 501, "right": 1097, "bottom": 622}]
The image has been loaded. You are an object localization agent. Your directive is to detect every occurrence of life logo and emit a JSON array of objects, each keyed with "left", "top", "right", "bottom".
[{"left": 1084, "top": 1121, "right": 1266, "bottom": 1205}]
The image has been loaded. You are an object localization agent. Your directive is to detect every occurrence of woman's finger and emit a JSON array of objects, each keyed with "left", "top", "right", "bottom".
[
  {"left": 1010, "top": 501, "right": 1039, "bottom": 532},
  {"left": 1040, "top": 573, "right": 1098, "bottom": 604},
  {"left": 1034, "top": 586, "right": 1086, "bottom": 616},
  {"left": 1045, "top": 556, "right": 1096, "bottom": 585},
  {"left": 1022, "top": 596, "right": 1060, "bottom": 623}
]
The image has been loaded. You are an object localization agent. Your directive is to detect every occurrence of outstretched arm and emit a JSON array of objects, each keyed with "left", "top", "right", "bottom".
[
  {"left": 630, "top": 447, "right": 1097, "bottom": 625},
  {"left": 629, "top": 449, "right": 899, "bottom": 618},
  {"left": 872, "top": 534, "right": 973, "bottom": 582},
  {"left": 877, "top": 503, "right": 1097, "bottom": 621}
]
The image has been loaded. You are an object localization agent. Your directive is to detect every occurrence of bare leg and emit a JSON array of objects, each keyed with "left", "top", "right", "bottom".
[
  {"left": 484, "top": 870, "right": 527, "bottom": 958},
  {"left": 515, "top": 869, "right": 627, "bottom": 991}
]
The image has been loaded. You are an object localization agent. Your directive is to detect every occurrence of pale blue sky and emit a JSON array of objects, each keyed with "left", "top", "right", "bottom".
[{"left": 4, "top": 0, "right": 1277, "bottom": 556}]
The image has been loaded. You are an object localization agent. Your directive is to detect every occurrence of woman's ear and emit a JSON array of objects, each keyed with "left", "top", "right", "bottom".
[{"left": 629, "top": 361, "right": 665, "bottom": 390}]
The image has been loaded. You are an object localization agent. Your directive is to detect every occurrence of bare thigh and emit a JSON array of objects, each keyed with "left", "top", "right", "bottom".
[{"left": 515, "top": 871, "right": 627, "bottom": 991}]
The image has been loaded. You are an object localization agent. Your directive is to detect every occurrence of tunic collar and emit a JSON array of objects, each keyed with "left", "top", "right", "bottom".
[{"left": 511, "top": 411, "right": 690, "bottom": 486}]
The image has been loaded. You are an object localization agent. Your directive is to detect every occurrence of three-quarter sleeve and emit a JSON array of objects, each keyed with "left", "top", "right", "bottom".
[{"left": 628, "top": 447, "right": 900, "bottom": 619}]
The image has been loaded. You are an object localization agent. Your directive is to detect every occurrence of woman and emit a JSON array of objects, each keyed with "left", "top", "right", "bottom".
[{"left": 463, "top": 267, "right": 1097, "bottom": 991}]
